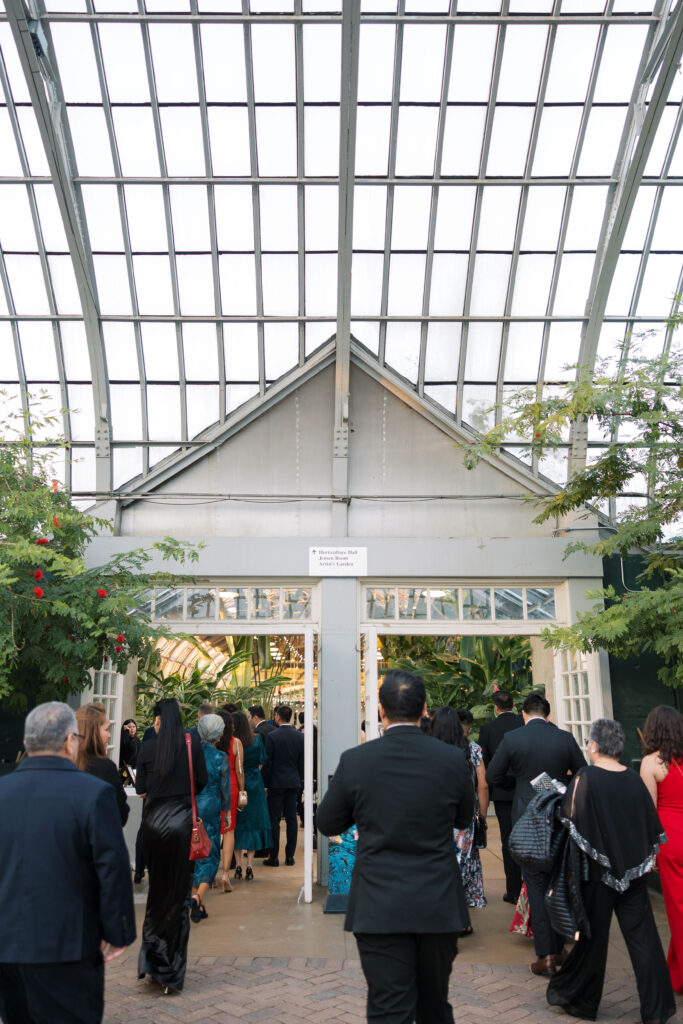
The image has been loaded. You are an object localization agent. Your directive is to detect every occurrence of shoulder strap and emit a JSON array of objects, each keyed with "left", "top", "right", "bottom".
[{"left": 185, "top": 733, "right": 198, "bottom": 826}]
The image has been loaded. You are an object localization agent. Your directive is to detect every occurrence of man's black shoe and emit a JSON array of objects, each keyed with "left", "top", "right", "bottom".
[
  {"left": 503, "top": 893, "right": 518, "bottom": 905},
  {"left": 285, "top": 856, "right": 295, "bottom": 866},
  {"left": 262, "top": 857, "right": 279, "bottom": 867}
]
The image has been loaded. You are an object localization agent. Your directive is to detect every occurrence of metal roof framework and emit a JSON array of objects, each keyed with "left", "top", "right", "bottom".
[{"left": 0, "top": 0, "right": 681, "bottom": 506}]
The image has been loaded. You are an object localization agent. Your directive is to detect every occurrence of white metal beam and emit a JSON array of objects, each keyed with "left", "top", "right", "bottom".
[
  {"left": 570, "top": 0, "right": 683, "bottom": 471},
  {"left": 5, "top": 0, "right": 112, "bottom": 493},
  {"left": 332, "top": 0, "right": 360, "bottom": 535}
]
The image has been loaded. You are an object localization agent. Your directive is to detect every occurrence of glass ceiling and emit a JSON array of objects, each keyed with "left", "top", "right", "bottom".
[{"left": 0, "top": 0, "right": 681, "bottom": 497}]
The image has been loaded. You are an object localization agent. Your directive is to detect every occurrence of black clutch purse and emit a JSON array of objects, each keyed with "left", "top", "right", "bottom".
[{"left": 473, "top": 812, "right": 488, "bottom": 849}]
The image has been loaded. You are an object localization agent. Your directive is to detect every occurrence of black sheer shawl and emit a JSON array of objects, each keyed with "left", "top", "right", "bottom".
[{"left": 561, "top": 764, "right": 666, "bottom": 891}]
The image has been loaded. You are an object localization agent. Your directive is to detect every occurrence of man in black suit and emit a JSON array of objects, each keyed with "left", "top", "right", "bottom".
[
  {"left": 486, "top": 692, "right": 585, "bottom": 978},
  {"left": 248, "top": 704, "right": 277, "bottom": 741},
  {"left": 262, "top": 704, "right": 304, "bottom": 866},
  {"left": 478, "top": 689, "right": 524, "bottom": 903},
  {"left": 0, "top": 701, "right": 136, "bottom": 1024},
  {"left": 317, "top": 670, "right": 474, "bottom": 1023}
]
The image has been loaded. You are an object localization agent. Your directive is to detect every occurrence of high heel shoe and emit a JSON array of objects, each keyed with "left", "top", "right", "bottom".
[
  {"left": 221, "top": 871, "right": 233, "bottom": 893},
  {"left": 190, "top": 896, "right": 202, "bottom": 922},
  {"left": 234, "top": 865, "right": 242, "bottom": 881},
  {"left": 245, "top": 866, "right": 254, "bottom": 881}
]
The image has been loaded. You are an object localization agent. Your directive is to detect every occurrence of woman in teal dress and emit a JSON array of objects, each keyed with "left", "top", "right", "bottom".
[
  {"left": 231, "top": 711, "right": 272, "bottom": 881},
  {"left": 191, "top": 714, "right": 230, "bottom": 921}
]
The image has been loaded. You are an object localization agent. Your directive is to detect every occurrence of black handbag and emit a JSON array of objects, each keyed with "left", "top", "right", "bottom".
[
  {"left": 473, "top": 812, "right": 488, "bottom": 849},
  {"left": 508, "top": 789, "right": 563, "bottom": 872}
]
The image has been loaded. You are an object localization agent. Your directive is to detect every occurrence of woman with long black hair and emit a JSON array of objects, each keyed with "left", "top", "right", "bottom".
[{"left": 135, "top": 698, "right": 207, "bottom": 993}]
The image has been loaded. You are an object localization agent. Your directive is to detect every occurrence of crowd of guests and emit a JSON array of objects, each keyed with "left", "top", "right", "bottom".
[{"left": 0, "top": 680, "right": 681, "bottom": 1024}]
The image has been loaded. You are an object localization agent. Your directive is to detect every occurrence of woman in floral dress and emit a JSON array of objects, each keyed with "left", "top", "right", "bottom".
[{"left": 432, "top": 707, "right": 489, "bottom": 918}]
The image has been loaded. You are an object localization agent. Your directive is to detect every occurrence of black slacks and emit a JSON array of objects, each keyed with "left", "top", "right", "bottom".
[
  {"left": 524, "top": 867, "right": 565, "bottom": 958},
  {"left": 494, "top": 800, "right": 521, "bottom": 898},
  {"left": 355, "top": 932, "right": 459, "bottom": 1024},
  {"left": 267, "top": 786, "right": 299, "bottom": 860},
  {"left": 0, "top": 954, "right": 104, "bottom": 1024},
  {"left": 547, "top": 877, "right": 675, "bottom": 1023}
]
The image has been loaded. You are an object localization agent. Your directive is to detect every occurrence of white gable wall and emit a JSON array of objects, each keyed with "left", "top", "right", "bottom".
[{"left": 120, "top": 363, "right": 577, "bottom": 541}]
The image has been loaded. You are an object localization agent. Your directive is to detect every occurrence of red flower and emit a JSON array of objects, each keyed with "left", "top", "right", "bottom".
[
  {"left": 534, "top": 433, "right": 541, "bottom": 439},
  {"left": 115, "top": 645, "right": 122, "bottom": 654},
  {"left": 97, "top": 588, "right": 107, "bottom": 598},
  {"left": 33, "top": 569, "right": 43, "bottom": 581},
  {"left": 116, "top": 634, "right": 125, "bottom": 643},
  {"left": 52, "top": 480, "right": 59, "bottom": 492},
  {"left": 52, "top": 517, "right": 60, "bottom": 528},
  {"left": 33, "top": 587, "right": 44, "bottom": 599},
  {"left": 35, "top": 538, "right": 48, "bottom": 546}
]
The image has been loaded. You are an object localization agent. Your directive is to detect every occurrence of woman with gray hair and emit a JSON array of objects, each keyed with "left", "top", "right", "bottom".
[
  {"left": 546, "top": 718, "right": 674, "bottom": 1023},
  {"left": 191, "top": 713, "right": 231, "bottom": 921}
]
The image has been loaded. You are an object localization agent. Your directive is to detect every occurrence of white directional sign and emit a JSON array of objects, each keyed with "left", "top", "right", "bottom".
[{"left": 309, "top": 546, "right": 368, "bottom": 576}]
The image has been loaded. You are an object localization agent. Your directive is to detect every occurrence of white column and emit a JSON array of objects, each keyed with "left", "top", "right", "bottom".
[
  {"left": 303, "top": 626, "right": 314, "bottom": 904},
  {"left": 364, "top": 626, "right": 379, "bottom": 740}
]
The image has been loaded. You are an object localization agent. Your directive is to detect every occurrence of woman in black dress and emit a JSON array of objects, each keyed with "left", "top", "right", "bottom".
[
  {"left": 547, "top": 718, "right": 674, "bottom": 1023},
  {"left": 135, "top": 698, "right": 207, "bottom": 993},
  {"left": 75, "top": 703, "right": 129, "bottom": 825},
  {"left": 119, "top": 718, "right": 141, "bottom": 786}
]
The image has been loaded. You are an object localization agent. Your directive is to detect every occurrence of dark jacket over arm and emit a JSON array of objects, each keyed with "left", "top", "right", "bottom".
[{"left": 317, "top": 727, "right": 474, "bottom": 934}]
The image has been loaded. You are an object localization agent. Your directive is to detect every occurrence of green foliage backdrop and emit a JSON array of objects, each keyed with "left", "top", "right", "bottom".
[{"left": 0, "top": 398, "right": 199, "bottom": 711}]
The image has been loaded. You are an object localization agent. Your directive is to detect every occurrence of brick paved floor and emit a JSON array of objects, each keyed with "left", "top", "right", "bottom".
[
  {"left": 102, "top": 824, "right": 679, "bottom": 1022},
  {"left": 103, "top": 955, "right": 682, "bottom": 1024}
]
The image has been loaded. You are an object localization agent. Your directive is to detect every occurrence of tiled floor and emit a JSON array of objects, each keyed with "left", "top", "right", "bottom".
[{"left": 102, "top": 823, "right": 680, "bottom": 1023}]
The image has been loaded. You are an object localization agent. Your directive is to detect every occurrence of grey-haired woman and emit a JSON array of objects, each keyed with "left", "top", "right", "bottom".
[
  {"left": 191, "top": 714, "right": 231, "bottom": 922},
  {"left": 547, "top": 718, "right": 674, "bottom": 1023}
]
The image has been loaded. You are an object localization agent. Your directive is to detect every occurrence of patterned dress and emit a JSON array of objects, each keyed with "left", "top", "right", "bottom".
[
  {"left": 192, "top": 742, "right": 230, "bottom": 886},
  {"left": 454, "top": 740, "right": 487, "bottom": 908}
]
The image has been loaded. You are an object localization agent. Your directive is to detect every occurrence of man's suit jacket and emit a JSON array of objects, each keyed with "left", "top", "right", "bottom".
[
  {"left": 317, "top": 726, "right": 474, "bottom": 934},
  {"left": 262, "top": 724, "right": 304, "bottom": 790},
  {"left": 255, "top": 720, "right": 276, "bottom": 740},
  {"left": 478, "top": 712, "right": 524, "bottom": 803},
  {"left": 486, "top": 718, "right": 585, "bottom": 823},
  {"left": 0, "top": 756, "right": 136, "bottom": 963}
]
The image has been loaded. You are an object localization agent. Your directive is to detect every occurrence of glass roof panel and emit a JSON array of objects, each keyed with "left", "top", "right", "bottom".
[
  {"left": 148, "top": 25, "right": 199, "bottom": 103},
  {"left": 497, "top": 26, "right": 548, "bottom": 103},
  {"left": 207, "top": 109, "right": 252, "bottom": 176},
  {"left": 50, "top": 24, "right": 102, "bottom": 103},
  {"left": 465, "top": 323, "right": 502, "bottom": 381},
  {"left": 0, "top": 185, "right": 37, "bottom": 251},
  {"left": 264, "top": 322, "right": 299, "bottom": 381},
  {"left": 400, "top": 26, "right": 447, "bottom": 103},
  {"left": 112, "top": 108, "right": 161, "bottom": 176},
  {"left": 183, "top": 323, "right": 219, "bottom": 381},
  {"left": 176, "top": 255, "right": 216, "bottom": 316},
  {"left": 99, "top": 24, "right": 150, "bottom": 102},
  {"left": 448, "top": 26, "right": 497, "bottom": 103}
]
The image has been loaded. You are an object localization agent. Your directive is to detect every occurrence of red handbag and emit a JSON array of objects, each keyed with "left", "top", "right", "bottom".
[{"left": 186, "top": 734, "right": 212, "bottom": 861}]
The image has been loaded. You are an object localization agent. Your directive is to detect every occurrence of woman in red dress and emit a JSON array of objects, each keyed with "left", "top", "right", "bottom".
[
  {"left": 216, "top": 712, "right": 243, "bottom": 893},
  {"left": 640, "top": 705, "right": 683, "bottom": 994}
]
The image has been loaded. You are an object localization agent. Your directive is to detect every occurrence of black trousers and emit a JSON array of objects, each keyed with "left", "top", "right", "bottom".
[
  {"left": 524, "top": 867, "right": 565, "bottom": 958},
  {"left": 267, "top": 787, "right": 299, "bottom": 860},
  {"left": 547, "top": 877, "right": 675, "bottom": 1023},
  {"left": 494, "top": 801, "right": 521, "bottom": 898},
  {"left": 0, "top": 954, "right": 104, "bottom": 1024},
  {"left": 355, "top": 932, "right": 459, "bottom": 1024}
]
